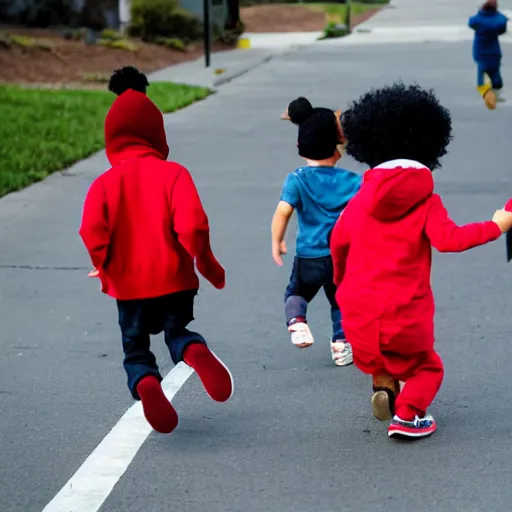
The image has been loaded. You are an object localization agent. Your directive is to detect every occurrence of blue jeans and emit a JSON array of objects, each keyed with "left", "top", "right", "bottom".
[
  {"left": 117, "top": 289, "right": 206, "bottom": 400},
  {"left": 284, "top": 256, "right": 344, "bottom": 341},
  {"left": 477, "top": 60, "right": 503, "bottom": 89}
]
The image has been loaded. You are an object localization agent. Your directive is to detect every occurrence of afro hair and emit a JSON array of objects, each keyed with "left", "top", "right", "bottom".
[
  {"left": 108, "top": 66, "right": 149, "bottom": 96},
  {"left": 341, "top": 82, "right": 452, "bottom": 170}
]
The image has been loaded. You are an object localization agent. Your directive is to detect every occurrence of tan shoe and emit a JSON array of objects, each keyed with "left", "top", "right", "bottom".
[
  {"left": 371, "top": 375, "right": 401, "bottom": 421},
  {"left": 478, "top": 84, "right": 497, "bottom": 110}
]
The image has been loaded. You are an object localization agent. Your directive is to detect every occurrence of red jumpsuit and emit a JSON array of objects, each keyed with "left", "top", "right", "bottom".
[{"left": 330, "top": 160, "right": 502, "bottom": 420}]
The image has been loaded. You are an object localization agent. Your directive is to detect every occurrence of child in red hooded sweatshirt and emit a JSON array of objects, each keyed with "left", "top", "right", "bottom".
[
  {"left": 79, "top": 67, "right": 233, "bottom": 434},
  {"left": 331, "top": 82, "right": 512, "bottom": 440}
]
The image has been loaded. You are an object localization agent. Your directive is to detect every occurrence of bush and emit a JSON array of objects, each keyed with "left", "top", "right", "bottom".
[
  {"left": 97, "top": 38, "right": 139, "bottom": 51},
  {"left": 20, "top": 0, "right": 79, "bottom": 27},
  {"left": 240, "top": 0, "right": 389, "bottom": 5},
  {"left": 79, "top": 0, "right": 107, "bottom": 31},
  {"left": 218, "top": 19, "right": 245, "bottom": 44},
  {"left": 130, "top": 0, "right": 203, "bottom": 41},
  {"left": 321, "top": 22, "right": 349, "bottom": 39},
  {"left": 154, "top": 36, "right": 188, "bottom": 51},
  {"left": 101, "top": 28, "right": 123, "bottom": 40}
]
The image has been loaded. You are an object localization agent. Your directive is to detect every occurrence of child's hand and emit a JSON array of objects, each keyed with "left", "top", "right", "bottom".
[
  {"left": 88, "top": 268, "right": 99, "bottom": 278},
  {"left": 492, "top": 209, "right": 512, "bottom": 233},
  {"left": 196, "top": 257, "right": 225, "bottom": 289},
  {"left": 272, "top": 240, "right": 287, "bottom": 266}
]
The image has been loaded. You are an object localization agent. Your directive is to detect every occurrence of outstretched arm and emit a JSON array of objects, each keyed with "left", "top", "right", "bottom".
[
  {"left": 79, "top": 179, "right": 110, "bottom": 271},
  {"left": 171, "top": 168, "right": 225, "bottom": 289},
  {"left": 271, "top": 201, "right": 294, "bottom": 266},
  {"left": 424, "top": 194, "right": 502, "bottom": 253}
]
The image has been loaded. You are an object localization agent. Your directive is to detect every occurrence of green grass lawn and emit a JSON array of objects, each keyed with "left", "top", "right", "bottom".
[{"left": 0, "top": 82, "right": 211, "bottom": 198}]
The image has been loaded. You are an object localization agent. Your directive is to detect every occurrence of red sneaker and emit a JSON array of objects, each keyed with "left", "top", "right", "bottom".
[
  {"left": 136, "top": 376, "right": 179, "bottom": 434},
  {"left": 184, "top": 343, "right": 234, "bottom": 402}
]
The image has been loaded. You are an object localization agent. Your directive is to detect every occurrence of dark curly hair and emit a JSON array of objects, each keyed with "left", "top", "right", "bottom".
[
  {"left": 341, "top": 82, "right": 452, "bottom": 170},
  {"left": 108, "top": 66, "right": 149, "bottom": 96}
]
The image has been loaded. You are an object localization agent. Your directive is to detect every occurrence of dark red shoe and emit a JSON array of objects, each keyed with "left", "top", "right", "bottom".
[
  {"left": 136, "top": 376, "right": 179, "bottom": 434},
  {"left": 184, "top": 343, "right": 234, "bottom": 402}
]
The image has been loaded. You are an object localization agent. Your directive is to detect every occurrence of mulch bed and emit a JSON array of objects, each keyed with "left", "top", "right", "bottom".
[
  {"left": 241, "top": 4, "right": 381, "bottom": 33},
  {"left": 0, "top": 28, "right": 233, "bottom": 85}
]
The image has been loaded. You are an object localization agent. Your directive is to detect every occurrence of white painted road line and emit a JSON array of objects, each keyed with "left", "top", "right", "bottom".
[{"left": 41, "top": 363, "right": 194, "bottom": 512}]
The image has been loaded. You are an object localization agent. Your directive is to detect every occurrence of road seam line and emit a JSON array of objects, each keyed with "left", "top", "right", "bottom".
[{"left": 41, "top": 362, "right": 194, "bottom": 512}]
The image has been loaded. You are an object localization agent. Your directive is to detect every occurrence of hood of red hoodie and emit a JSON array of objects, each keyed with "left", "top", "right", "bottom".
[
  {"left": 104, "top": 89, "right": 169, "bottom": 166},
  {"left": 361, "top": 159, "right": 434, "bottom": 221}
]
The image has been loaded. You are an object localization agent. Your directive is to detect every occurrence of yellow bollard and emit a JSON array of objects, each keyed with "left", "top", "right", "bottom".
[{"left": 237, "top": 37, "right": 251, "bottom": 49}]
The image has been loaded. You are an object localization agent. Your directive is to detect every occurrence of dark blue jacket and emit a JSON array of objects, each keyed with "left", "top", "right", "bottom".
[{"left": 469, "top": 9, "right": 507, "bottom": 63}]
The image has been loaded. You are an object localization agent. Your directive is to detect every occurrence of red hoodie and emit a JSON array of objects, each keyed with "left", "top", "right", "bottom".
[
  {"left": 330, "top": 159, "right": 501, "bottom": 367},
  {"left": 79, "top": 89, "right": 224, "bottom": 300}
]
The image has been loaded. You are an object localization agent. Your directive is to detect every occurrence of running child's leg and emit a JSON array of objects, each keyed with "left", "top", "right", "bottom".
[
  {"left": 284, "top": 257, "right": 320, "bottom": 348},
  {"left": 488, "top": 65, "right": 505, "bottom": 101},
  {"left": 371, "top": 374, "right": 400, "bottom": 421},
  {"left": 323, "top": 281, "right": 353, "bottom": 367},
  {"left": 476, "top": 62, "right": 497, "bottom": 109},
  {"left": 388, "top": 350, "right": 444, "bottom": 440},
  {"left": 163, "top": 290, "right": 233, "bottom": 403},
  {"left": 117, "top": 299, "right": 178, "bottom": 434}
]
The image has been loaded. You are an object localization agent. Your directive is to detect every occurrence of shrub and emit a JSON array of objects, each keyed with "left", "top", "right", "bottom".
[
  {"left": 154, "top": 36, "right": 188, "bottom": 51},
  {"left": 101, "top": 28, "right": 123, "bottom": 40},
  {"left": 10, "top": 34, "right": 54, "bottom": 50},
  {"left": 130, "top": 0, "right": 203, "bottom": 41},
  {"left": 321, "top": 22, "right": 349, "bottom": 39},
  {"left": 218, "top": 18, "right": 245, "bottom": 44},
  {"left": 97, "top": 38, "right": 139, "bottom": 51},
  {"left": 79, "top": 0, "right": 107, "bottom": 31},
  {"left": 20, "top": 0, "right": 79, "bottom": 27}
]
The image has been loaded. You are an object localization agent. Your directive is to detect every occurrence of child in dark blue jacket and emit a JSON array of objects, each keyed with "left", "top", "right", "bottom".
[{"left": 469, "top": 0, "right": 508, "bottom": 107}]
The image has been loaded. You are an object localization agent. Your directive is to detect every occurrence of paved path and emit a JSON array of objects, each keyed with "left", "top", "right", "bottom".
[{"left": 2, "top": 2, "right": 512, "bottom": 511}]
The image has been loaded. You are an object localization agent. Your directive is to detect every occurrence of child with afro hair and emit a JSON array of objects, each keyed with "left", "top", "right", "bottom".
[
  {"left": 80, "top": 66, "right": 233, "bottom": 435},
  {"left": 330, "top": 82, "right": 512, "bottom": 439},
  {"left": 272, "top": 97, "right": 361, "bottom": 366}
]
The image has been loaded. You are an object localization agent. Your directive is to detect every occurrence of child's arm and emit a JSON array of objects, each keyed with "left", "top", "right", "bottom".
[
  {"left": 79, "top": 179, "right": 110, "bottom": 273},
  {"left": 171, "top": 167, "right": 225, "bottom": 289},
  {"left": 468, "top": 15, "right": 478, "bottom": 30},
  {"left": 498, "top": 14, "right": 508, "bottom": 34},
  {"left": 271, "top": 201, "right": 294, "bottom": 266},
  {"left": 330, "top": 211, "right": 350, "bottom": 286},
  {"left": 424, "top": 194, "right": 505, "bottom": 253}
]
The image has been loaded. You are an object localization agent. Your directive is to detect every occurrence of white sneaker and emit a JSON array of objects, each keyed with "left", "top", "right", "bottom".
[
  {"left": 288, "top": 322, "right": 314, "bottom": 347},
  {"left": 330, "top": 340, "right": 353, "bottom": 366}
]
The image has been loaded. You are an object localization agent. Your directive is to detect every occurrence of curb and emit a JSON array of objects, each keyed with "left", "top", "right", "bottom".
[{"left": 212, "top": 52, "right": 275, "bottom": 87}]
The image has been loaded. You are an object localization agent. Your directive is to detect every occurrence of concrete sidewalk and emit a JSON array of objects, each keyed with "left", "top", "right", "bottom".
[
  {"left": 319, "top": 0, "right": 512, "bottom": 45},
  {"left": 148, "top": 48, "right": 277, "bottom": 88}
]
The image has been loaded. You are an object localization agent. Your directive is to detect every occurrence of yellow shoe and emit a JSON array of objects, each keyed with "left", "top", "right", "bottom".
[{"left": 477, "top": 84, "right": 497, "bottom": 110}]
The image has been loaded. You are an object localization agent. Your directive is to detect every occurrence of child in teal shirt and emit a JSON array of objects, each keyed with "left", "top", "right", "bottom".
[{"left": 272, "top": 97, "right": 361, "bottom": 366}]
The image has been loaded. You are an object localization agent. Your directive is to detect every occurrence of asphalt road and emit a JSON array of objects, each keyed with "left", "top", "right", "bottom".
[{"left": 1, "top": 35, "right": 512, "bottom": 512}]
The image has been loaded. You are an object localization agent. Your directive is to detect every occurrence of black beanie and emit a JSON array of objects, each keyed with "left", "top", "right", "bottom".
[{"left": 287, "top": 97, "right": 340, "bottom": 160}]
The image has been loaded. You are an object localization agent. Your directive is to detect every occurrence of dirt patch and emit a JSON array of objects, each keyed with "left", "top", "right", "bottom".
[
  {"left": 241, "top": 5, "right": 325, "bottom": 33},
  {"left": 241, "top": 4, "right": 381, "bottom": 33},
  {"left": 0, "top": 28, "right": 233, "bottom": 85}
]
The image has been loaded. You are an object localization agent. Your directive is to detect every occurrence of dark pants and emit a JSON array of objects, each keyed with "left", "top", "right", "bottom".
[
  {"left": 477, "top": 58, "right": 503, "bottom": 89},
  {"left": 117, "top": 289, "right": 206, "bottom": 400},
  {"left": 284, "top": 256, "right": 344, "bottom": 341}
]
